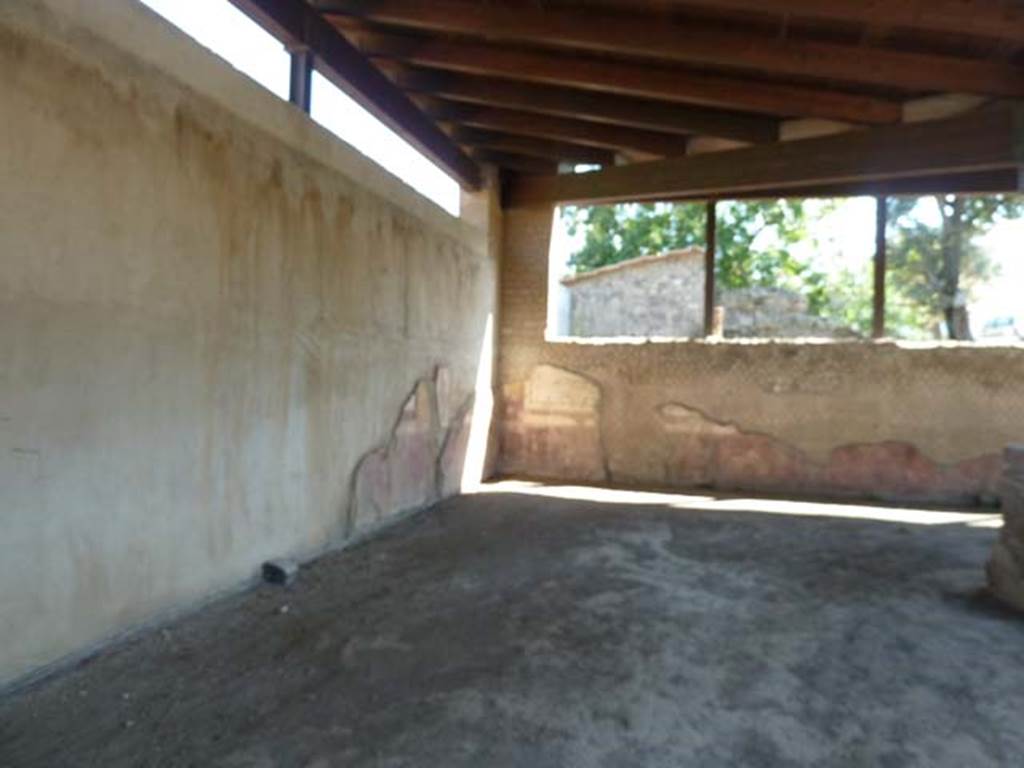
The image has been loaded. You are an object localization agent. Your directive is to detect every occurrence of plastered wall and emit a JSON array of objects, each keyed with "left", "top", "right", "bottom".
[
  {"left": 499, "top": 205, "right": 1024, "bottom": 505},
  {"left": 0, "top": 0, "right": 498, "bottom": 686}
]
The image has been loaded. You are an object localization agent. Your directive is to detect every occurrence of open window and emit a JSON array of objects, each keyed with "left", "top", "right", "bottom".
[
  {"left": 138, "top": 0, "right": 290, "bottom": 99},
  {"left": 884, "top": 195, "right": 1024, "bottom": 342},
  {"left": 138, "top": 0, "right": 461, "bottom": 217},
  {"left": 550, "top": 194, "right": 1022, "bottom": 344},
  {"left": 711, "top": 199, "right": 874, "bottom": 340},
  {"left": 310, "top": 74, "right": 460, "bottom": 217}
]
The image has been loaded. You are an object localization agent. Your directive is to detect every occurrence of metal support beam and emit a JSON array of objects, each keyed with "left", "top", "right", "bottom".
[
  {"left": 873, "top": 196, "right": 888, "bottom": 339},
  {"left": 704, "top": 201, "right": 717, "bottom": 337},
  {"left": 289, "top": 47, "right": 313, "bottom": 113}
]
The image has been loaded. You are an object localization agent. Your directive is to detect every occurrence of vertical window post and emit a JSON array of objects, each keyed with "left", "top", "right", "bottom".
[
  {"left": 704, "top": 200, "right": 718, "bottom": 337},
  {"left": 873, "top": 195, "right": 888, "bottom": 339},
  {"left": 288, "top": 46, "right": 313, "bottom": 113}
]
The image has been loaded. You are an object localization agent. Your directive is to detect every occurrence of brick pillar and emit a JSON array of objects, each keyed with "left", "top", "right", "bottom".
[{"left": 988, "top": 444, "right": 1024, "bottom": 611}]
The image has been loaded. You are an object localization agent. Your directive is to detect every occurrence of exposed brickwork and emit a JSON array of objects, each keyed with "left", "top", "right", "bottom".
[{"left": 501, "top": 365, "right": 607, "bottom": 482}]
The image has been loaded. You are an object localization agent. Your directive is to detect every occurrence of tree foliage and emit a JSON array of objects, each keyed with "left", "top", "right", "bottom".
[
  {"left": 885, "top": 195, "right": 1023, "bottom": 339},
  {"left": 563, "top": 200, "right": 830, "bottom": 312}
]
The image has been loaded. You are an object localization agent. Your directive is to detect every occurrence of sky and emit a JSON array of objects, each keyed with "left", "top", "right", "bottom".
[
  {"left": 137, "top": 0, "right": 460, "bottom": 216},
  {"left": 792, "top": 197, "right": 1024, "bottom": 334}
]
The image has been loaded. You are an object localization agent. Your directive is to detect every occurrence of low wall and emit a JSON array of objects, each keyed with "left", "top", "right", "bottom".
[
  {"left": 499, "top": 205, "right": 1024, "bottom": 505},
  {"left": 0, "top": 0, "right": 498, "bottom": 686}
]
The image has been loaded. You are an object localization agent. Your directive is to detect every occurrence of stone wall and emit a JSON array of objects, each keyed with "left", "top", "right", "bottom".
[
  {"left": 719, "top": 287, "right": 861, "bottom": 339},
  {"left": 560, "top": 248, "right": 857, "bottom": 339},
  {"left": 0, "top": 0, "right": 498, "bottom": 686},
  {"left": 562, "top": 248, "right": 704, "bottom": 337},
  {"left": 499, "top": 205, "right": 1024, "bottom": 505}
]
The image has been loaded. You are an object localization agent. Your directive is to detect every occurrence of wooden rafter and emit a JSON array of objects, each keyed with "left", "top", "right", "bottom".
[
  {"left": 427, "top": 102, "right": 692, "bottom": 157},
  {"left": 504, "top": 103, "right": 1024, "bottom": 206},
  {"left": 395, "top": 69, "right": 777, "bottom": 144},
  {"left": 469, "top": 149, "right": 556, "bottom": 175},
  {"left": 345, "top": 31, "right": 903, "bottom": 124},
  {"left": 448, "top": 128, "right": 617, "bottom": 166},
  {"left": 227, "top": 0, "right": 481, "bottom": 188},
  {"left": 659, "top": 0, "right": 1024, "bottom": 45},
  {"left": 662, "top": 169, "right": 1024, "bottom": 203},
  {"left": 321, "top": 0, "right": 1024, "bottom": 97}
]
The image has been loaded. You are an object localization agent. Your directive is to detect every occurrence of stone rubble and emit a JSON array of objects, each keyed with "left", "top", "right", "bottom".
[{"left": 988, "top": 444, "right": 1024, "bottom": 611}]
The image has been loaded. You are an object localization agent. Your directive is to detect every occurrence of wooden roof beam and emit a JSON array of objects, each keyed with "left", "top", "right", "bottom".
[
  {"left": 346, "top": 31, "right": 903, "bottom": 124},
  {"left": 394, "top": 69, "right": 777, "bottom": 144},
  {"left": 227, "top": 0, "right": 481, "bottom": 188},
  {"left": 469, "top": 150, "right": 557, "bottom": 175},
  {"left": 321, "top": 0, "right": 1024, "bottom": 97},
  {"left": 662, "top": 0, "right": 1024, "bottom": 45},
  {"left": 660, "top": 169, "right": 1024, "bottom": 203},
  {"left": 428, "top": 102, "right": 692, "bottom": 157},
  {"left": 504, "top": 102, "right": 1024, "bottom": 207},
  {"left": 448, "top": 128, "right": 617, "bottom": 166}
]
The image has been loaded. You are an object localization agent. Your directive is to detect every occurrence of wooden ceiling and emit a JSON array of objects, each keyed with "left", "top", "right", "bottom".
[{"left": 237, "top": 0, "right": 1024, "bottom": 200}]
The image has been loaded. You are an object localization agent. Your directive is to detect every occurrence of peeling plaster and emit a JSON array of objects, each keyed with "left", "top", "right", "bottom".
[
  {"left": 502, "top": 363, "right": 1002, "bottom": 505},
  {"left": 347, "top": 367, "right": 475, "bottom": 536},
  {"left": 653, "top": 401, "right": 1001, "bottom": 503},
  {"left": 502, "top": 364, "right": 608, "bottom": 483}
]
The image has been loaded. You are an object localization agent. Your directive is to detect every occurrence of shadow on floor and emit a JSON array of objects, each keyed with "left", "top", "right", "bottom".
[{"left": 2, "top": 484, "right": 1022, "bottom": 767}]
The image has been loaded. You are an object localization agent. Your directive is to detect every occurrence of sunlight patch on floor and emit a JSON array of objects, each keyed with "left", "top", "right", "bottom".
[{"left": 486, "top": 481, "right": 1003, "bottom": 528}]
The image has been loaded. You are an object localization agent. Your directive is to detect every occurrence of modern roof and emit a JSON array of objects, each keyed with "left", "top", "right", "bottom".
[{"left": 234, "top": 1, "right": 1024, "bottom": 202}]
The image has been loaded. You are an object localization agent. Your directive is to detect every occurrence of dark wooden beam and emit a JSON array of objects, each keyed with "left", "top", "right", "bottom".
[
  {"left": 500, "top": 167, "right": 1023, "bottom": 210},
  {"left": 704, "top": 202, "right": 718, "bottom": 337},
  {"left": 659, "top": 0, "right": 1024, "bottom": 45},
  {"left": 227, "top": 0, "right": 481, "bottom": 188},
  {"left": 321, "top": 0, "right": 1024, "bottom": 97},
  {"left": 428, "top": 101, "right": 691, "bottom": 157},
  {"left": 395, "top": 69, "right": 777, "bottom": 144},
  {"left": 470, "top": 149, "right": 557, "bottom": 175},
  {"left": 874, "top": 197, "right": 888, "bottom": 339},
  {"left": 449, "top": 127, "right": 616, "bottom": 166},
  {"left": 504, "top": 103, "right": 1024, "bottom": 207},
  {"left": 659, "top": 169, "right": 1024, "bottom": 203},
  {"left": 347, "top": 31, "right": 903, "bottom": 124}
]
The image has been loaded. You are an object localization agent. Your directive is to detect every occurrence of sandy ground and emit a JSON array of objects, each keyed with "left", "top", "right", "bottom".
[{"left": 2, "top": 483, "right": 1023, "bottom": 767}]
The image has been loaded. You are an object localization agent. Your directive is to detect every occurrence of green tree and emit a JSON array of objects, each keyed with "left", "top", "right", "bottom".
[
  {"left": 563, "top": 200, "right": 830, "bottom": 312},
  {"left": 886, "top": 195, "right": 1023, "bottom": 340},
  {"left": 714, "top": 200, "right": 826, "bottom": 313},
  {"left": 563, "top": 202, "right": 704, "bottom": 272}
]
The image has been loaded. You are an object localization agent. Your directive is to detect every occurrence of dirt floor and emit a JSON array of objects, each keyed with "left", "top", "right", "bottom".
[{"left": 2, "top": 483, "right": 1023, "bottom": 767}]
